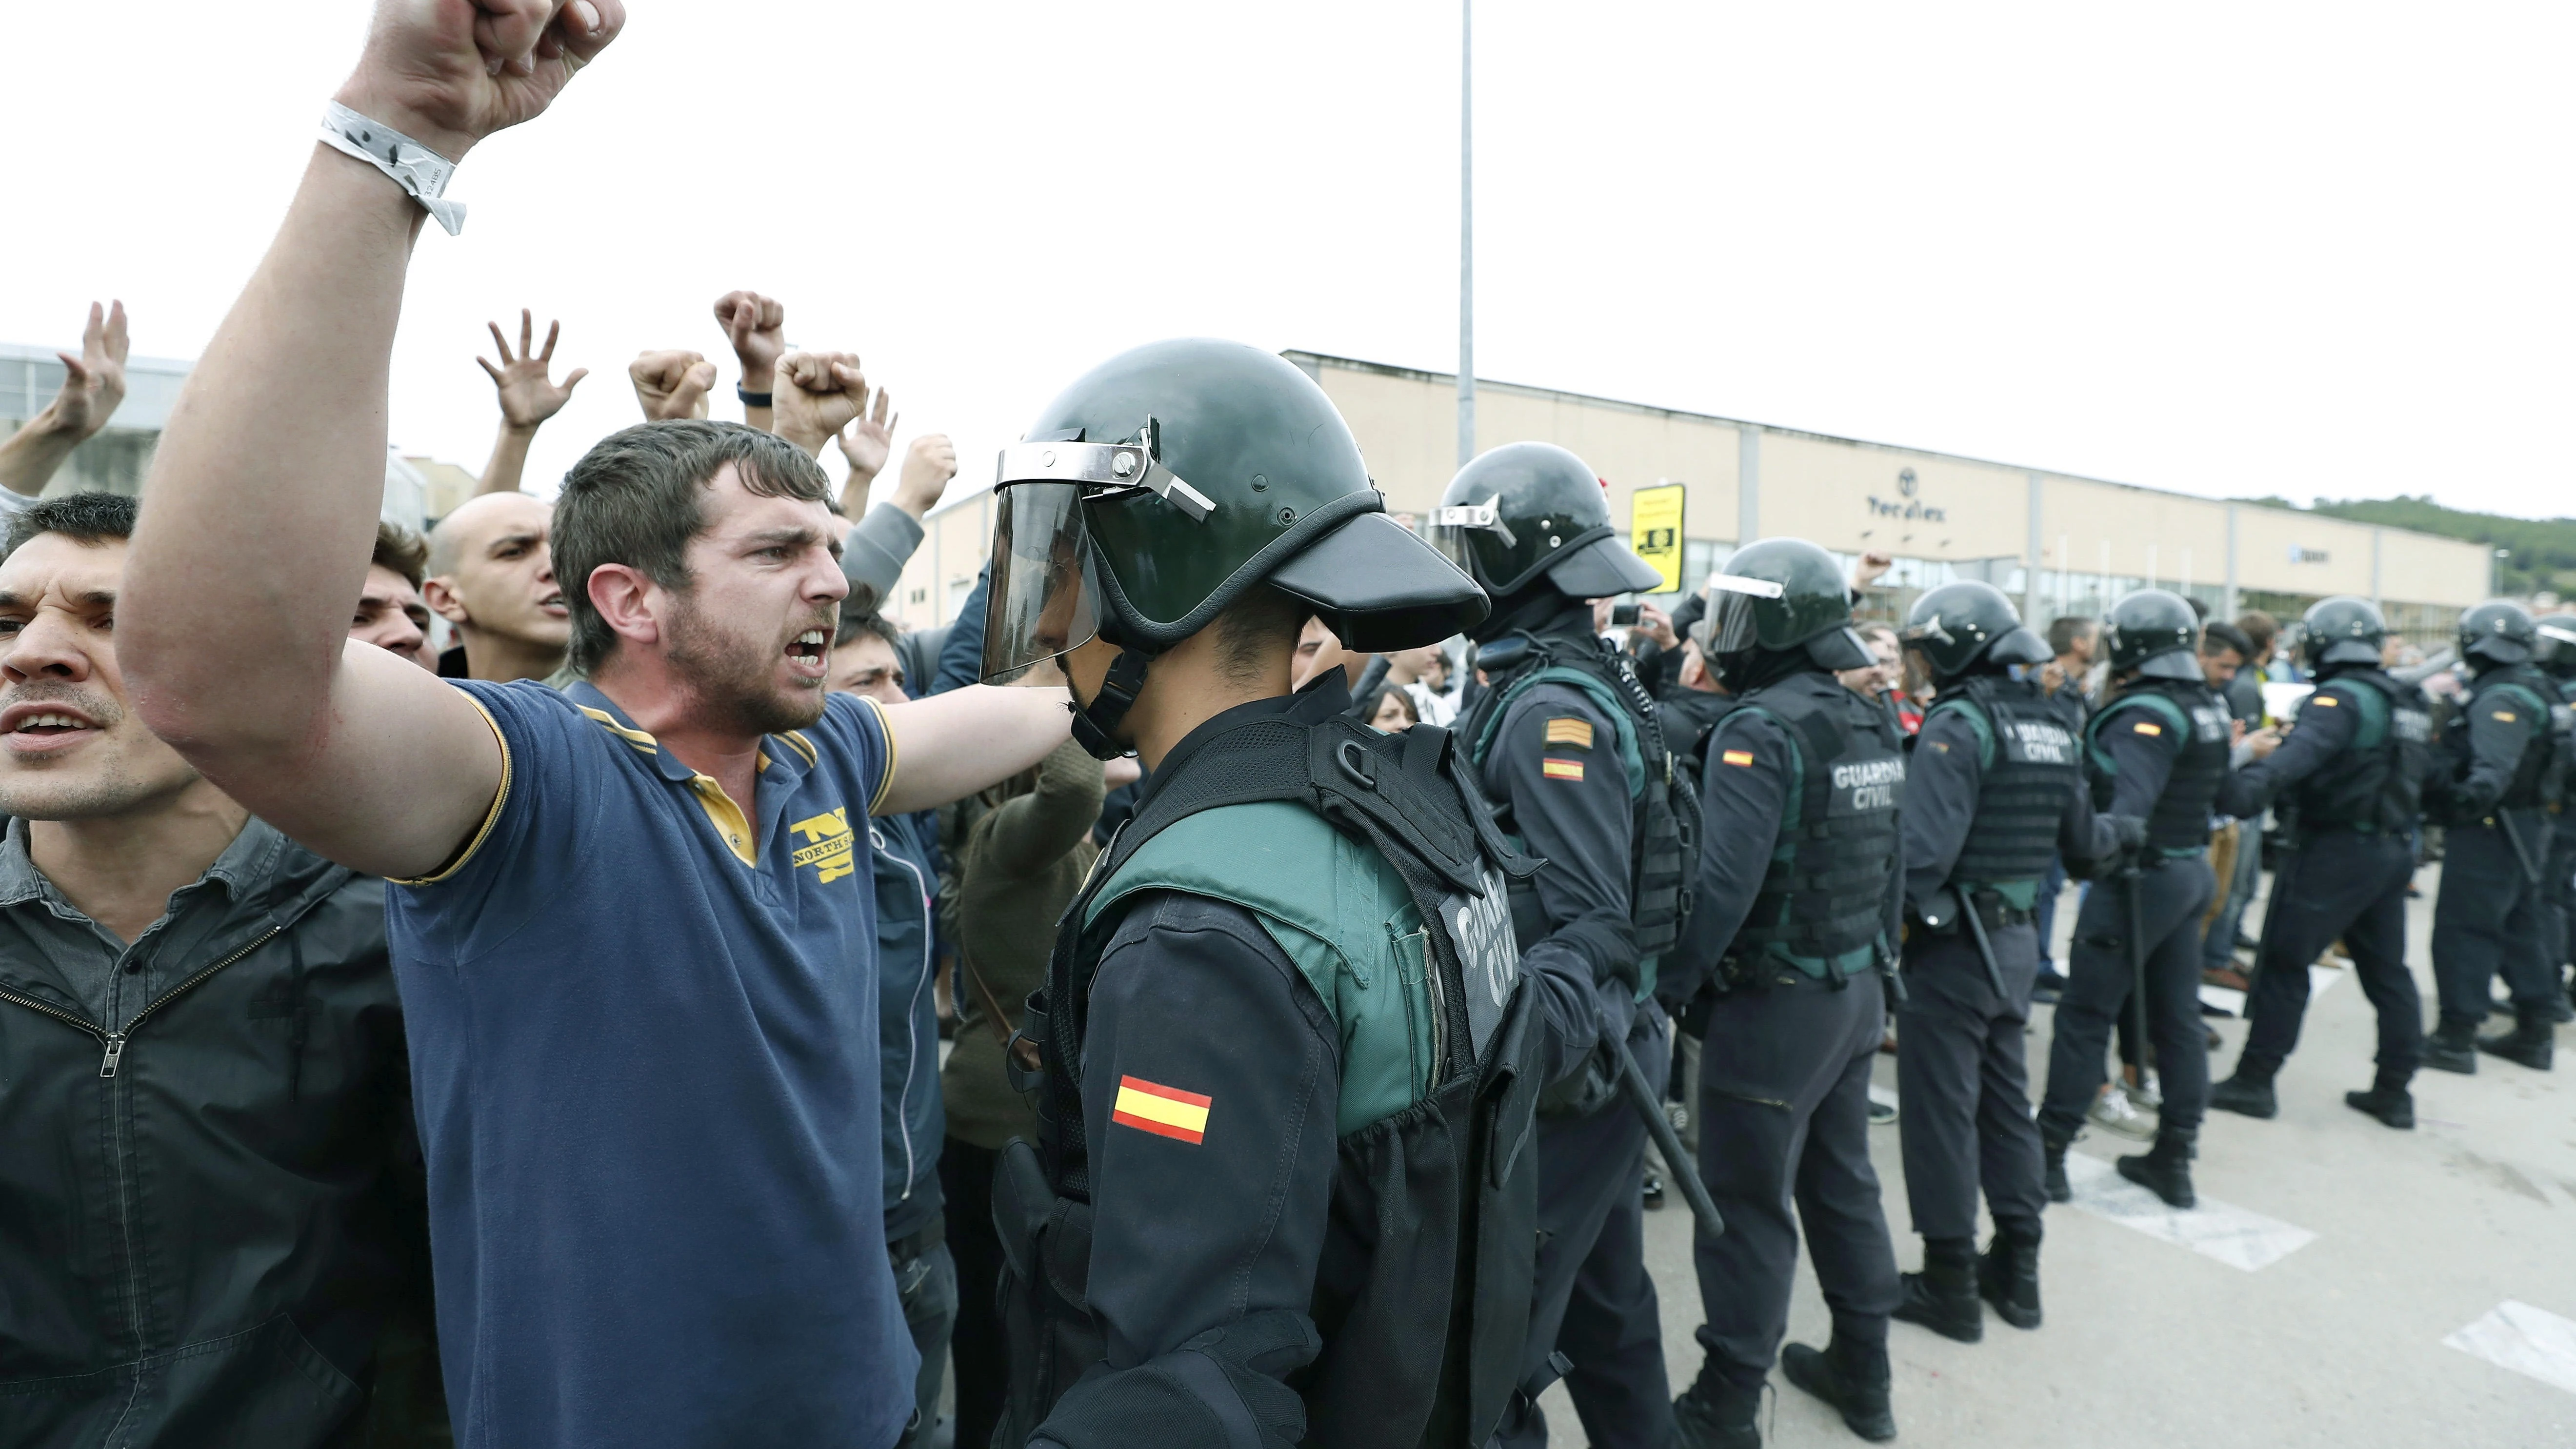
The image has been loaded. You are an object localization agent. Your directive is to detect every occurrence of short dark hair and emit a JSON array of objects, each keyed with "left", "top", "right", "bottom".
[
  {"left": 2046, "top": 616, "right": 2096, "bottom": 655},
  {"left": 2234, "top": 610, "right": 2278, "bottom": 656},
  {"left": 3, "top": 491, "right": 138, "bottom": 559},
  {"left": 553, "top": 421, "right": 834, "bottom": 674},
  {"left": 835, "top": 604, "right": 901, "bottom": 651},
  {"left": 1216, "top": 585, "right": 1310, "bottom": 685},
  {"left": 373, "top": 520, "right": 429, "bottom": 590},
  {"left": 2201, "top": 620, "right": 2254, "bottom": 659}
]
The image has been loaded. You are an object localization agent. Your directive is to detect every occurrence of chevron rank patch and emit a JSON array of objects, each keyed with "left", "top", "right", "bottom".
[
  {"left": 2494, "top": 710, "right": 2517, "bottom": 723},
  {"left": 1721, "top": 749, "right": 1756, "bottom": 767},
  {"left": 2311, "top": 695, "right": 2337, "bottom": 707},
  {"left": 2133, "top": 721, "right": 2163, "bottom": 736},
  {"left": 1542, "top": 757, "right": 1585, "bottom": 782},
  {"left": 1544, "top": 717, "right": 1594, "bottom": 750},
  {"left": 1112, "top": 1075, "right": 1211, "bottom": 1145}
]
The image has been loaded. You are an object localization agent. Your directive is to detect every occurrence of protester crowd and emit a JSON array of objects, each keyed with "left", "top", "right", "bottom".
[{"left": 3, "top": 7, "right": 2572, "bottom": 1449}]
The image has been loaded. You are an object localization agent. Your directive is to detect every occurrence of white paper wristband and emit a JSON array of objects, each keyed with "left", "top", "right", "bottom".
[{"left": 318, "top": 102, "right": 466, "bottom": 236}]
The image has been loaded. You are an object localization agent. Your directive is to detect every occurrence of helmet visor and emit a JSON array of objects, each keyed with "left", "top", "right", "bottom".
[
  {"left": 980, "top": 482, "right": 1102, "bottom": 684},
  {"left": 1700, "top": 572, "right": 1786, "bottom": 655},
  {"left": 1425, "top": 497, "right": 1516, "bottom": 580}
]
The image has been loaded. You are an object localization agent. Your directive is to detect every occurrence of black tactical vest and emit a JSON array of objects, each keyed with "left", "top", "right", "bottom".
[
  {"left": 996, "top": 695, "right": 1545, "bottom": 1449},
  {"left": 1457, "top": 629, "right": 1702, "bottom": 967},
  {"left": 2457, "top": 665, "right": 2575, "bottom": 811},
  {"left": 2088, "top": 679, "right": 2231, "bottom": 854},
  {"left": 2288, "top": 669, "right": 2432, "bottom": 835},
  {"left": 1723, "top": 669, "right": 1907, "bottom": 966},
  {"left": 1927, "top": 673, "right": 2079, "bottom": 888}
]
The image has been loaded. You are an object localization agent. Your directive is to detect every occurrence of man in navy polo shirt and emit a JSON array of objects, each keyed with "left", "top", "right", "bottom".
[{"left": 120, "top": 7, "right": 1073, "bottom": 1447}]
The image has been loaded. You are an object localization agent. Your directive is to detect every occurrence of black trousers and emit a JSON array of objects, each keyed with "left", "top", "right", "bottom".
[
  {"left": 1692, "top": 968, "right": 1899, "bottom": 1393},
  {"left": 2237, "top": 831, "right": 2421, "bottom": 1081},
  {"left": 1498, "top": 1004, "right": 1676, "bottom": 1449},
  {"left": 941, "top": 1137, "right": 1007, "bottom": 1449},
  {"left": 2545, "top": 822, "right": 2576, "bottom": 978},
  {"left": 1896, "top": 922, "right": 2046, "bottom": 1242},
  {"left": 2431, "top": 816, "right": 2557, "bottom": 1027},
  {"left": 2039, "top": 855, "right": 2217, "bottom": 1142}
]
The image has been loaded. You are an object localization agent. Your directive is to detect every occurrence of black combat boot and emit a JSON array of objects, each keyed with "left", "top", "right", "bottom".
[
  {"left": 1780, "top": 1333, "right": 1896, "bottom": 1442},
  {"left": 1977, "top": 1220, "right": 2043, "bottom": 1330},
  {"left": 2042, "top": 1131, "right": 2073, "bottom": 1204},
  {"left": 2116, "top": 1126, "right": 2197, "bottom": 1209},
  {"left": 2343, "top": 1070, "right": 2416, "bottom": 1130},
  {"left": 2208, "top": 1063, "right": 2278, "bottom": 1120},
  {"left": 1893, "top": 1236, "right": 1981, "bottom": 1343},
  {"left": 2476, "top": 1010, "right": 2556, "bottom": 1071},
  {"left": 2422, "top": 1017, "right": 2478, "bottom": 1075},
  {"left": 1672, "top": 1362, "right": 1764, "bottom": 1449}
]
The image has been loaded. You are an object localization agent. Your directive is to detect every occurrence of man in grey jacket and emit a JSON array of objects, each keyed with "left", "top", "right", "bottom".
[{"left": 0, "top": 493, "right": 441, "bottom": 1447}]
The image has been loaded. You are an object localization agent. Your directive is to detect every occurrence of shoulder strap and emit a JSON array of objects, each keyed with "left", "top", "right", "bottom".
[
  {"left": 2328, "top": 676, "right": 2391, "bottom": 749},
  {"left": 1925, "top": 689, "right": 1998, "bottom": 771}
]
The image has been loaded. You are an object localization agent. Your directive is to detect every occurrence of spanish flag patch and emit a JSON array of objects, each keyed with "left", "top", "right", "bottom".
[
  {"left": 2133, "top": 721, "right": 2163, "bottom": 736},
  {"left": 2494, "top": 710, "right": 2517, "bottom": 723},
  {"left": 1721, "top": 749, "right": 1756, "bottom": 767},
  {"left": 2311, "top": 695, "right": 2337, "bottom": 707},
  {"left": 1112, "top": 1075, "right": 1211, "bottom": 1145},
  {"left": 1542, "top": 757, "right": 1585, "bottom": 781},
  {"left": 1544, "top": 717, "right": 1595, "bottom": 750}
]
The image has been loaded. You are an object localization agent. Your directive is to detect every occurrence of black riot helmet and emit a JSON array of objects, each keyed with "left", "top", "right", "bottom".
[
  {"left": 1693, "top": 537, "right": 1874, "bottom": 671},
  {"left": 980, "top": 339, "right": 1487, "bottom": 755},
  {"left": 2534, "top": 612, "right": 2576, "bottom": 679},
  {"left": 1428, "top": 442, "right": 1661, "bottom": 619},
  {"left": 1901, "top": 580, "right": 2031, "bottom": 685},
  {"left": 2102, "top": 588, "right": 2203, "bottom": 682},
  {"left": 2456, "top": 599, "right": 2537, "bottom": 668},
  {"left": 2301, "top": 595, "right": 2388, "bottom": 671}
]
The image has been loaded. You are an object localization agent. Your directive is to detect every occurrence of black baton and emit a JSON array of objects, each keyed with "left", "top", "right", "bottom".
[
  {"left": 1607, "top": 1035, "right": 1725, "bottom": 1239},
  {"left": 1957, "top": 890, "right": 2011, "bottom": 1002}
]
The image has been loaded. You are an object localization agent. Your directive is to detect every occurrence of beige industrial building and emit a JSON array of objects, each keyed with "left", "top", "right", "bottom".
[{"left": 893, "top": 350, "right": 2494, "bottom": 648}]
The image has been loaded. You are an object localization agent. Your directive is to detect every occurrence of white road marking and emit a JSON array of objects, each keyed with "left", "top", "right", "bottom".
[
  {"left": 2446, "top": 1301, "right": 2576, "bottom": 1396},
  {"left": 2062, "top": 1151, "right": 2317, "bottom": 1271}
]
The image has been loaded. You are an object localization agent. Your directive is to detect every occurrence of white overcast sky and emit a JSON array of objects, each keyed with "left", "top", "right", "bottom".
[{"left": 3, "top": 2, "right": 2569, "bottom": 520}]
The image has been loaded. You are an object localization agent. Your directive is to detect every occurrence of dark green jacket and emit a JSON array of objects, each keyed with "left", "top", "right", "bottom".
[
  {"left": 0, "top": 817, "right": 443, "bottom": 1448},
  {"left": 942, "top": 738, "right": 1104, "bottom": 1151}
]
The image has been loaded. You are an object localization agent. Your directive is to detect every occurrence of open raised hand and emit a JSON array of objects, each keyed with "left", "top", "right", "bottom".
[
  {"left": 835, "top": 387, "right": 899, "bottom": 485},
  {"left": 49, "top": 300, "right": 129, "bottom": 440},
  {"left": 333, "top": 0, "right": 626, "bottom": 163},
  {"left": 478, "top": 310, "right": 587, "bottom": 430},
  {"left": 630, "top": 350, "right": 716, "bottom": 421},
  {"left": 773, "top": 351, "right": 867, "bottom": 457}
]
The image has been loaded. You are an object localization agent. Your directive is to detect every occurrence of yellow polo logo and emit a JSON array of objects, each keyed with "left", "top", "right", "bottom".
[{"left": 788, "top": 807, "right": 857, "bottom": 885}]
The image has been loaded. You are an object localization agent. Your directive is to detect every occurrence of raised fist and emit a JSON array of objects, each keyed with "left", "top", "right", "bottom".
[
  {"left": 773, "top": 352, "right": 867, "bottom": 457},
  {"left": 713, "top": 291, "right": 787, "bottom": 391},
  {"left": 892, "top": 435, "right": 957, "bottom": 520},
  {"left": 629, "top": 350, "right": 716, "bottom": 422},
  {"left": 333, "top": 0, "right": 626, "bottom": 162}
]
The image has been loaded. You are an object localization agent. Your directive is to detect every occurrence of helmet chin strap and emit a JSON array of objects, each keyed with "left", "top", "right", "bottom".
[{"left": 1068, "top": 648, "right": 1152, "bottom": 761}]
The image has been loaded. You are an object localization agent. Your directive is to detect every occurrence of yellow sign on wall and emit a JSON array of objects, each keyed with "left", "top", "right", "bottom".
[{"left": 1630, "top": 483, "right": 1686, "bottom": 594}]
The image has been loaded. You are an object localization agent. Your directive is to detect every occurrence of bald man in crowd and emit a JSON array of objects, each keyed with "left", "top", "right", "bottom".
[{"left": 424, "top": 491, "right": 574, "bottom": 684}]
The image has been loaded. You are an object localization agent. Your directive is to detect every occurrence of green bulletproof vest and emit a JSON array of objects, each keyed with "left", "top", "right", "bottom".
[{"left": 1083, "top": 801, "right": 1441, "bottom": 1136}]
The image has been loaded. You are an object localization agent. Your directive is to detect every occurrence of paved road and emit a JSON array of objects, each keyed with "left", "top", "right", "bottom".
[{"left": 1538, "top": 861, "right": 2576, "bottom": 1448}]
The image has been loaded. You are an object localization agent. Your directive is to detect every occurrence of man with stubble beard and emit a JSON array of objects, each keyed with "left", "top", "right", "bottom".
[{"left": 0, "top": 492, "right": 441, "bottom": 1446}]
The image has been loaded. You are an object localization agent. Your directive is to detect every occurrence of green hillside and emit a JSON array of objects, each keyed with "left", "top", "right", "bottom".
[{"left": 2238, "top": 494, "right": 2576, "bottom": 598}]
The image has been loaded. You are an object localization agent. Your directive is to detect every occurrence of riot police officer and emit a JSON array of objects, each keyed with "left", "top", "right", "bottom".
[
  {"left": 1665, "top": 539, "right": 1904, "bottom": 1449},
  {"left": 2533, "top": 612, "right": 2576, "bottom": 1016},
  {"left": 2206, "top": 598, "right": 2433, "bottom": 1127},
  {"left": 1434, "top": 441, "right": 1693, "bottom": 1449},
  {"left": 2424, "top": 601, "right": 2571, "bottom": 1073},
  {"left": 2036, "top": 589, "right": 2230, "bottom": 1211},
  {"left": 981, "top": 340, "right": 1607, "bottom": 1449},
  {"left": 1889, "top": 583, "right": 2116, "bottom": 1344}
]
